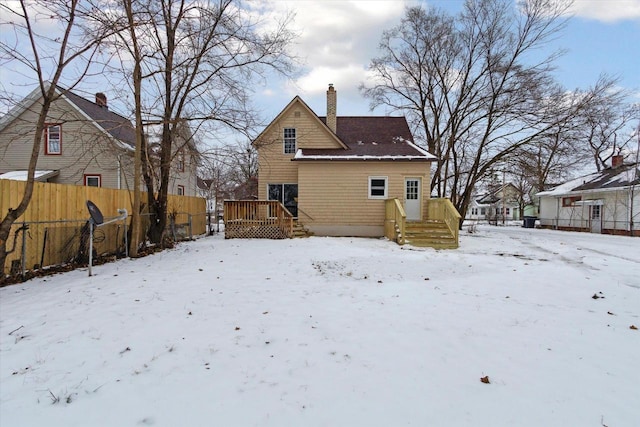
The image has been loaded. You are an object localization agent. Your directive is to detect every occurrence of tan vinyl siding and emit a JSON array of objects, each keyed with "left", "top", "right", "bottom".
[
  {"left": 297, "top": 161, "right": 431, "bottom": 232},
  {"left": 256, "top": 100, "right": 342, "bottom": 199},
  {"left": 0, "top": 96, "right": 130, "bottom": 189}
]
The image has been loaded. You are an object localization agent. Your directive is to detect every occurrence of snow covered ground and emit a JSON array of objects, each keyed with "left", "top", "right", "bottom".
[{"left": 1, "top": 225, "right": 639, "bottom": 427}]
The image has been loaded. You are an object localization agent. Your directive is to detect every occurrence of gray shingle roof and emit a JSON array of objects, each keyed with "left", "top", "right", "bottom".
[
  {"left": 61, "top": 88, "right": 136, "bottom": 148},
  {"left": 572, "top": 163, "right": 640, "bottom": 191}
]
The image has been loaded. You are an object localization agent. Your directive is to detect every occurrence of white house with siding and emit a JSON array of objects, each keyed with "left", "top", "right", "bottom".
[{"left": 537, "top": 157, "right": 640, "bottom": 236}]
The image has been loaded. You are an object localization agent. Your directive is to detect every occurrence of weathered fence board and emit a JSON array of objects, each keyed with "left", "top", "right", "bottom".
[{"left": 1, "top": 179, "right": 206, "bottom": 275}]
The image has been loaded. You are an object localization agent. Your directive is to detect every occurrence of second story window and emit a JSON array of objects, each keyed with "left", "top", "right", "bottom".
[
  {"left": 283, "top": 128, "right": 296, "bottom": 154},
  {"left": 45, "top": 124, "right": 61, "bottom": 155},
  {"left": 177, "top": 148, "right": 185, "bottom": 172}
]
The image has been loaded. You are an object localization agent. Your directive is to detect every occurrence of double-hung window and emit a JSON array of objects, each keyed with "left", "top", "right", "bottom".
[
  {"left": 283, "top": 128, "right": 296, "bottom": 154},
  {"left": 368, "top": 176, "right": 388, "bottom": 199},
  {"left": 45, "top": 124, "right": 61, "bottom": 155}
]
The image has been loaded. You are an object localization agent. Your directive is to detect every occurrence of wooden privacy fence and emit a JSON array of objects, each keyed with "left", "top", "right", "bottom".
[
  {"left": 0, "top": 179, "right": 206, "bottom": 276},
  {"left": 224, "top": 200, "right": 293, "bottom": 239}
]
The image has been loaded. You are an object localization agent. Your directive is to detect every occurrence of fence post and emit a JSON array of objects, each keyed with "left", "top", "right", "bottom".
[
  {"left": 21, "top": 222, "right": 27, "bottom": 278},
  {"left": 188, "top": 214, "right": 193, "bottom": 240},
  {"left": 88, "top": 219, "right": 94, "bottom": 277},
  {"left": 123, "top": 217, "right": 129, "bottom": 258},
  {"left": 170, "top": 215, "right": 176, "bottom": 242}
]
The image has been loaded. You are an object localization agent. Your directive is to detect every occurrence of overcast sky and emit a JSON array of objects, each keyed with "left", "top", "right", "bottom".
[
  {"left": 1, "top": 0, "right": 638, "bottom": 144},
  {"left": 256, "top": 0, "right": 640, "bottom": 120}
]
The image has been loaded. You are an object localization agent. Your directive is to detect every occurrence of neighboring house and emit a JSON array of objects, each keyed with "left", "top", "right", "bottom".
[
  {"left": 0, "top": 84, "right": 197, "bottom": 195},
  {"left": 467, "top": 183, "right": 521, "bottom": 221},
  {"left": 197, "top": 177, "right": 228, "bottom": 213},
  {"left": 537, "top": 156, "right": 640, "bottom": 236},
  {"left": 253, "top": 84, "right": 438, "bottom": 237},
  {"left": 144, "top": 120, "right": 199, "bottom": 196}
]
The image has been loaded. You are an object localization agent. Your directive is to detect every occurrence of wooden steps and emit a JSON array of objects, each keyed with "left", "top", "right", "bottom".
[
  {"left": 404, "top": 220, "right": 458, "bottom": 249},
  {"left": 292, "top": 222, "right": 313, "bottom": 238}
]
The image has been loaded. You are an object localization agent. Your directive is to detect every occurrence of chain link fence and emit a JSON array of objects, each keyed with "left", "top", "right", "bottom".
[
  {"left": 6, "top": 217, "right": 128, "bottom": 278},
  {"left": 5, "top": 211, "right": 211, "bottom": 280}
]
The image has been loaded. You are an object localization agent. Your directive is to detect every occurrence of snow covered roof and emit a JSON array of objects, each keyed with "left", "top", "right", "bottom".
[
  {"left": 537, "top": 163, "right": 640, "bottom": 197},
  {"left": 0, "top": 170, "right": 59, "bottom": 181}
]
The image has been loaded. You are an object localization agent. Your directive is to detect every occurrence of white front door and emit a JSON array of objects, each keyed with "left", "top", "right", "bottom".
[
  {"left": 404, "top": 178, "right": 421, "bottom": 221},
  {"left": 590, "top": 204, "right": 602, "bottom": 233}
]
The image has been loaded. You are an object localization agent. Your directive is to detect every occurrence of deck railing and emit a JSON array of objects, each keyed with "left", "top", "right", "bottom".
[
  {"left": 426, "top": 198, "right": 461, "bottom": 244},
  {"left": 223, "top": 200, "right": 294, "bottom": 239},
  {"left": 385, "top": 198, "right": 406, "bottom": 244}
]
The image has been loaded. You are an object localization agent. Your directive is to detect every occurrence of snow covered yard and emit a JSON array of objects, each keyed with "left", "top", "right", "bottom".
[{"left": 1, "top": 226, "right": 639, "bottom": 427}]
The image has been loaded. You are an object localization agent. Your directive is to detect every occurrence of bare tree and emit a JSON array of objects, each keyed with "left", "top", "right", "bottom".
[
  {"left": 577, "top": 76, "right": 639, "bottom": 171},
  {"left": 97, "top": 0, "right": 296, "bottom": 246},
  {"left": 0, "top": 0, "right": 118, "bottom": 278},
  {"left": 360, "top": 0, "right": 605, "bottom": 224}
]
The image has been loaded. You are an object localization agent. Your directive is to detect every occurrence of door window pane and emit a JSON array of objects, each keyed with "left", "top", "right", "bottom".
[{"left": 406, "top": 180, "right": 418, "bottom": 200}]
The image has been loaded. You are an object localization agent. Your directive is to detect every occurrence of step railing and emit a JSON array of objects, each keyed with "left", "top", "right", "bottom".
[
  {"left": 426, "top": 198, "right": 461, "bottom": 247},
  {"left": 385, "top": 199, "right": 406, "bottom": 244}
]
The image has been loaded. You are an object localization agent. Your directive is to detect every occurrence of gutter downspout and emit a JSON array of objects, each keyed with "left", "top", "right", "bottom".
[
  {"left": 117, "top": 154, "right": 122, "bottom": 189},
  {"left": 555, "top": 197, "right": 560, "bottom": 230}
]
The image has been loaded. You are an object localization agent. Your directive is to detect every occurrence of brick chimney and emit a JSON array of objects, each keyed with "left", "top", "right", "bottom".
[
  {"left": 612, "top": 154, "right": 623, "bottom": 168},
  {"left": 326, "top": 84, "right": 336, "bottom": 133},
  {"left": 95, "top": 92, "right": 108, "bottom": 108}
]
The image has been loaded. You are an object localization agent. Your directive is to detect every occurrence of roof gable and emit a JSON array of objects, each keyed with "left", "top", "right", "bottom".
[
  {"left": 253, "top": 96, "right": 346, "bottom": 150},
  {"left": 476, "top": 183, "right": 519, "bottom": 204},
  {"left": 0, "top": 83, "right": 135, "bottom": 150}
]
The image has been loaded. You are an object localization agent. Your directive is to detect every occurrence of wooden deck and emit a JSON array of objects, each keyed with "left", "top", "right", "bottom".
[{"left": 223, "top": 200, "right": 294, "bottom": 239}]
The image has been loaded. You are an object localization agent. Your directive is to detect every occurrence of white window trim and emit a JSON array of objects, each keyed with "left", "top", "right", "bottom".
[
  {"left": 368, "top": 176, "right": 388, "bottom": 199},
  {"left": 45, "top": 124, "right": 61, "bottom": 155},
  {"left": 283, "top": 128, "right": 296, "bottom": 154},
  {"left": 84, "top": 175, "right": 101, "bottom": 187}
]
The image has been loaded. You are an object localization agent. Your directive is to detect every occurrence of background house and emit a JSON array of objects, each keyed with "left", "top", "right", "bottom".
[
  {"left": 537, "top": 156, "right": 640, "bottom": 236},
  {"left": 143, "top": 120, "right": 199, "bottom": 196},
  {"left": 0, "top": 86, "right": 135, "bottom": 188},
  {"left": 467, "top": 183, "right": 521, "bottom": 222},
  {"left": 0, "top": 85, "right": 197, "bottom": 195},
  {"left": 254, "top": 84, "right": 438, "bottom": 237}
]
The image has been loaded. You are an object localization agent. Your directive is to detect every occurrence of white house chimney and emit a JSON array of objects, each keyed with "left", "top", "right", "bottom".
[
  {"left": 326, "top": 84, "right": 336, "bottom": 133},
  {"left": 96, "top": 92, "right": 108, "bottom": 108}
]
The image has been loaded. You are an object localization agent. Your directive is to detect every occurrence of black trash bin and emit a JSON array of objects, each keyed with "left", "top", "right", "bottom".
[{"left": 523, "top": 216, "right": 537, "bottom": 228}]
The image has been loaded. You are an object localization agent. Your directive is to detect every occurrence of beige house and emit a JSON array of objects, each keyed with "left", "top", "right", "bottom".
[
  {"left": 467, "top": 183, "right": 522, "bottom": 222},
  {"left": 0, "top": 85, "right": 197, "bottom": 196},
  {"left": 254, "top": 84, "right": 439, "bottom": 238}
]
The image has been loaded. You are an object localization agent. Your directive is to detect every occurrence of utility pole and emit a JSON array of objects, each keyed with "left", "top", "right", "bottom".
[
  {"left": 502, "top": 168, "right": 506, "bottom": 225},
  {"left": 630, "top": 121, "right": 640, "bottom": 235}
]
